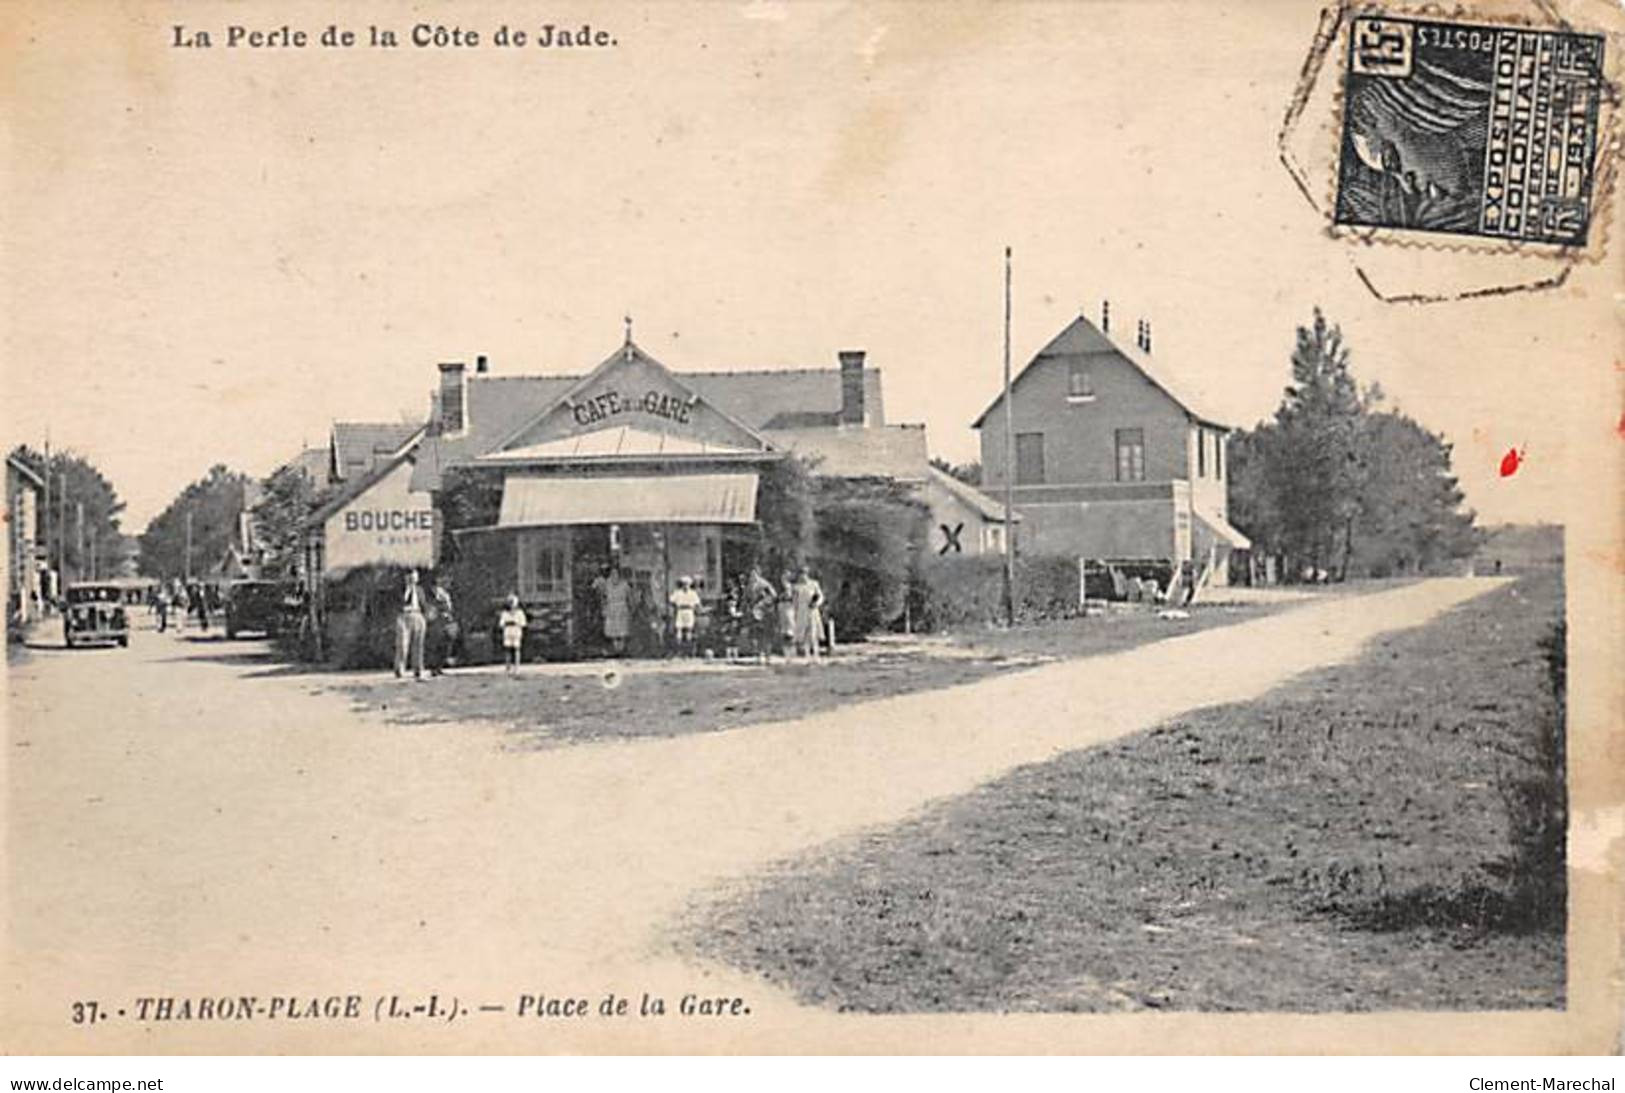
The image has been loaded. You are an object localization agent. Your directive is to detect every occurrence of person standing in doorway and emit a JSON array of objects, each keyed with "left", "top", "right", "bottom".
[
  {"left": 593, "top": 566, "right": 632, "bottom": 657},
  {"left": 394, "top": 569, "right": 427, "bottom": 680},
  {"left": 668, "top": 575, "right": 700, "bottom": 658},
  {"left": 498, "top": 592, "right": 527, "bottom": 677}
]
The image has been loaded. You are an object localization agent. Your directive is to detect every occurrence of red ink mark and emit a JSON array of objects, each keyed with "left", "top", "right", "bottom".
[
  {"left": 1499, "top": 448, "right": 1523, "bottom": 477},
  {"left": 1618, "top": 410, "right": 1625, "bottom": 440}
]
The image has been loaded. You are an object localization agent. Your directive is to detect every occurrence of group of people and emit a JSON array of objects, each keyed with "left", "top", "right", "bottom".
[
  {"left": 396, "top": 561, "right": 829, "bottom": 680},
  {"left": 155, "top": 579, "right": 219, "bottom": 633},
  {"left": 728, "top": 564, "right": 827, "bottom": 662},
  {"left": 392, "top": 569, "right": 459, "bottom": 681}
]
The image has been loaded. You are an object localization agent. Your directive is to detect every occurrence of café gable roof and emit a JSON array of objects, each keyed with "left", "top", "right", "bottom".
[{"left": 426, "top": 338, "right": 922, "bottom": 531}]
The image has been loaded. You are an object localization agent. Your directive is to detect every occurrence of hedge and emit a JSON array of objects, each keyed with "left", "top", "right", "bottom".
[{"left": 912, "top": 554, "right": 1083, "bottom": 630}]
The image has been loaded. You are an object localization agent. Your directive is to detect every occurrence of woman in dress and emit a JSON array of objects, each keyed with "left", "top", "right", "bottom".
[
  {"left": 792, "top": 568, "right": 826, "bottom": 659},
  {"left": 594, "top": 567, "right": 632, "bottom": 656}
]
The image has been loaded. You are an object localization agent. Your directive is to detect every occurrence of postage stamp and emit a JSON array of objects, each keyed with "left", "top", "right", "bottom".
[{"left": 1333, "top": 13, "right": 1607, "bottom": 247}]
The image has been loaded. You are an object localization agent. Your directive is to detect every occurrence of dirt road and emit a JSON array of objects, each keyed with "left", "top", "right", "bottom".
[{"left": 3, "top": 578, "right": 1505, "bottom": 1051}]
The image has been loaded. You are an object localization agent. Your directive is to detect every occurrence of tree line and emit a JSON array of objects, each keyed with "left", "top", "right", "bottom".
[
  {"left": 1228, "top": 309, "right": 1480, "bottom": 581},
  {"left": 8, "top": 445, "right": 127, "bottom": 583}
]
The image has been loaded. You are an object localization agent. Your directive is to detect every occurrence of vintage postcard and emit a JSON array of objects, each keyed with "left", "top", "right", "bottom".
[{"left": 3, "top": 0, "right": 1621, "bottom": 1059}]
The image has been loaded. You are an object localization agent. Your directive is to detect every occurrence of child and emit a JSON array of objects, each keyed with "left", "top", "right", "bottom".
[
  {"left": 668, "top": 575, "right": 700, "bottom": 658},
  {"left": 498, "top": 593, "right": 527, "bottom": 677}
]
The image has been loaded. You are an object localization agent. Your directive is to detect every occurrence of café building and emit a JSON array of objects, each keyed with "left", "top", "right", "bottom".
[{"left": 410, "top": 333, "right": 936, "bottom": 653}]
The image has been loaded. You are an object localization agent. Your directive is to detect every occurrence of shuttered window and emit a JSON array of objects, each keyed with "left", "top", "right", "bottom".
[{"left": 1015, "top": 433, "right": 1046, "bottom": 485}]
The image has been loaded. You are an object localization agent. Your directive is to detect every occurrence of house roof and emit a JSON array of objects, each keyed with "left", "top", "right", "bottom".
[
  {"left": 927, "top": 465, "right": 1018, "bottom": 523},
  {"left": 410, "top": 355, "right": 889, "bottom": 491},
  {"left": 479, "top": 425, "right": 766, "bottom": 461},
  {"left": 308, "top": 447, "right": 419, "bottom": 527},
  {"left": 762, "top": 424, "right": 929, "bottom": 481},
  {"left": 971, "top": 315, "right": 1233, "bottom": 431},
  {"left": 332, "top": 421, "right": 424, "bottom": 478},
  {"left": 280, "top": 446, "right": 331, "bottom": 483}
]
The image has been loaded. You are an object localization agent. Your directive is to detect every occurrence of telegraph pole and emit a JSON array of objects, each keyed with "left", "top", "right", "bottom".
[
  {"left": 1001, "top": 245, "right": 1015, "bottom": 629},
  {"left": 184, "top": 509, "right": 193, "bottom": 582}
]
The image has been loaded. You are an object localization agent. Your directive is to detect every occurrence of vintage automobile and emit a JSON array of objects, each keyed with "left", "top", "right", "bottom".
[
  {"left": 62, "top": 582, "right": 130, "bottom": 648},
  {"left": 223, "top": 579, "right": 293, "bottom": 639}
]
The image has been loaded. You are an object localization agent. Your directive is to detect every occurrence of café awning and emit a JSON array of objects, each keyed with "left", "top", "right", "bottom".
[{"left": 496, "top": 472, "right": 759, "bottom": 527}]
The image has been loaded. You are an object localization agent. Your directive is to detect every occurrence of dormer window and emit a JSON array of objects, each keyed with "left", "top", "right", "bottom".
[{"left": 1067, "top": 362, "right": 1095, "bottom": 401}]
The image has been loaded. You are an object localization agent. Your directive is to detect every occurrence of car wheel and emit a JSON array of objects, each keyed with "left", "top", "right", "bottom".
[{"left": 117, "top": 636, "right": 128, "bottom": 648}]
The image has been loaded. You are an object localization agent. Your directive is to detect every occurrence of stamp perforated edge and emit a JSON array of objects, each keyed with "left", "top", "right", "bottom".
[{"left": 1304, "top": 1, "right": 1621, "bottom": 263}]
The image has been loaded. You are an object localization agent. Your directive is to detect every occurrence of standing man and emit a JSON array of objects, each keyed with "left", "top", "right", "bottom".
[
  {"left": 394, "top": 568, "right": 427, "bottom": 681},
  {"left": 192, "top": 582, "right": 210, "bottom": 633},
  {"left": 155, "top": 582, "right": 171, "bottom": 633}
]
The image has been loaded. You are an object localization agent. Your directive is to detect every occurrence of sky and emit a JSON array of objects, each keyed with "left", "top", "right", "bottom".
[{"left": 5, "top": 0, "right": 1620, "bottom": 530}]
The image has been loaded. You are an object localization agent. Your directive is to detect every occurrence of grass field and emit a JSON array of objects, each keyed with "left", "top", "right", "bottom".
[
  {"left": 337, "top": 600, "right": 1279, "bottom": 747},
  {"left": 682, "top": 572, "right": 1566, "bottom": 1012}
]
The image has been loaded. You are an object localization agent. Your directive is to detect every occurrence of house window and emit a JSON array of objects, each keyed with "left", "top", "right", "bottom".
[
  {"left": 518, "top": 528, "right": 570, "bottom": 601},
  {"left": 1115, "top": 428, "right": 1145, "bottom": 482},
  {"left": 1015, "top": 433, "right": 1046, "bottom": 485},
  {"left": 1197, "top": 428, "right": 1207, "bottom": 478},
  {"left": 1067, "top": 362, "right": 1094, "bottom": 400},
  {"left": 1216, "top": 434, "right": 1225, "bottom": 480}
]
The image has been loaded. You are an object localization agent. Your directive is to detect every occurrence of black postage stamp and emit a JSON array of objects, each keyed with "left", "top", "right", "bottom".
[{"left": 1334, "top": 14, "right": 1607, "bottom": 246}]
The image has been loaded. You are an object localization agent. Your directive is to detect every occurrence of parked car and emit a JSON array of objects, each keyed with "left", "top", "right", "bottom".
[
  {"left": 223, "top": 580, "right": 292, "bottom": 639},
  {"left": 62, "top": 582, "right": 129, "bottom": 648}
]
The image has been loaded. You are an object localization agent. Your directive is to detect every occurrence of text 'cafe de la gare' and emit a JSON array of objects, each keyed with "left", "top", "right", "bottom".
[{"left": 300, "top": 332, "right": 1016, "bottom": 650}]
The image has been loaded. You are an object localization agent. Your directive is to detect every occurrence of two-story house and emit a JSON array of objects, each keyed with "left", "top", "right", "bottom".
[{"left": 974, "top": 312, "right": 1249, "bottom": 587}]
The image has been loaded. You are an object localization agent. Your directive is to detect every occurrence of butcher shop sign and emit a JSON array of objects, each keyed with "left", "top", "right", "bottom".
[{"left": 322, "top": 459, "right": 436, "bottom": 574}]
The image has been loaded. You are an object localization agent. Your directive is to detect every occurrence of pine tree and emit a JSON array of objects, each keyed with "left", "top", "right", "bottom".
[{"left": 1229, "top": 310, "right": 1478, "bottom": 581}]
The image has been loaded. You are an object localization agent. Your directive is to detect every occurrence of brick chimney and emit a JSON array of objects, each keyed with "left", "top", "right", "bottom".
[
  {"left": 838, "top": 350, "right": 867, "bottom": 426},
  {"left": 475, "top": 354, "right": 489, "bottom": 374},
  {"left": 438, "top": 361, "right": 467, "bottom": 435}
]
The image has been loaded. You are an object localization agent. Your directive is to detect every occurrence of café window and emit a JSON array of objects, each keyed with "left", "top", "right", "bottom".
[
  {"left": 1216, "top": 434, "right": 1225, "bottom": 480},
  {"left": 1067, "top": 362, "right": 1094, "bottom": 400},
  {"left": 1115, "top": 427, "right": 1145, "bottom": 482},
  {"left": 1197, "top": 428, "right": 1207, "bottom": 477},
  {"left": 518, "top": 528, "right": 570, "bottom": 601},
  {"left": 1015, "top": 432, "right": 1046, "bottom": 485}
]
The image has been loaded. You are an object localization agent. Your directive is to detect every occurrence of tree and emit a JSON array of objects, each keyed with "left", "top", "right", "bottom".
[
  {"left": 809, "top": 476, "right": 929, "bottom": 636},
  {"left": 929, "top": 456, "right": 982, "bottom": 487},
  {"left": 139, "top": 464, "right": 252, "bottom": 580},
  {"left": 252, "top": 463, "right": 333, "bottom": 579},
  {"left": 9, "top": 445, "right": 126, "bottom": 583},
  {"left": 1347, "top": 413, "right": 1481, "bottom": 576},
  {"left": 1230, "top": 310, "right": 1476, "bottom": 581}
]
